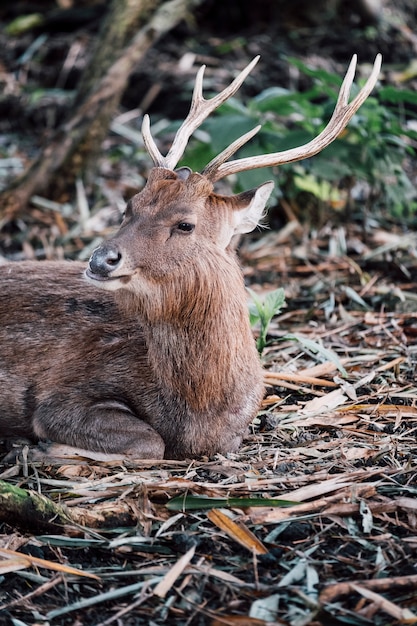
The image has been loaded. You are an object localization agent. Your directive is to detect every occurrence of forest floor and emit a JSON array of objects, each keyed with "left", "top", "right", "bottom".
[{"left": 1, "top": 1, "right": 417, "bottom": 625}]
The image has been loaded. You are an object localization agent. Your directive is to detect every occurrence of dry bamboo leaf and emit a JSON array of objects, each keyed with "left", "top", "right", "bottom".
[
  {"left": 0, "top": 548, "right": 100, "bottom": 580},
  {"left": 264, "top": 371, "right": 337, "bottom": 387},
  {"left": 264, "top": 378, "right": 325, "bottom": 396},
  {"left": 0, "top": 555, "right": 31, "bottom": 575},
  {"left": 207, "top": 509, "right": 268, "bottom": 555},
  {"left": 395, "top": 497, "right": 417, "bottom": 512},
  {"left": 351, "top": 583, "right": 417, "bottom": 622},
  {"left": 375, "top": 356, "right": 407, "bottom": 372},
  {"left": 18, "top": 442, "right": 131, "bottom": 464},
  {"left": 342, "top": 446, "right": 376, "bottom": 461},
  {"left": 249, "top": 484, "right": 377, "bottom": 524},
  {"left": 210, "top": 616, "right": 271, "bottom": 625},
  {"left": 249, "top": 508, "right": 290, "bottom": 524},
  {"left": 322, "top": 500, "right": 397, "bottom": 517},
  {"left": 287, "top": 413, "right": 359, "bottom": 428},
  {"left": 343, "top": 404, "right": 417, "bottom": 418},
  {"left": 299, "top": 388, "right": 347, "bottom": 415},
  {"left": 403, "top": 537, "right": 417, "bottom": 547},
  {"left": 261, "top": 394, "right": 282, "bottom": 407},
  {"left": 320, "top": 574, "right": 417, "bottom": 604},
  {"left": 250, "top": 593, "right": 280, "bottom": 622},
  {"left": 279, "top": 476, "right": 354, "bottom": 502},
  {"left": 153, "top": 544, "right": 196, "bottom": 598},
  {"left": 297, "top": 360, "right": 349, "bottom": 378},
  {"left": 191, "top": 564, "right": 248, "bottom": 586}
]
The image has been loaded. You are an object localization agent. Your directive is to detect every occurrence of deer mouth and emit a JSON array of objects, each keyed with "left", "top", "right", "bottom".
[
  {"left": 84, "top": 268, "right": 131, "bottom": 285},
  {"left": 85, "top": 268, "right": 115, "bottom": 282}
]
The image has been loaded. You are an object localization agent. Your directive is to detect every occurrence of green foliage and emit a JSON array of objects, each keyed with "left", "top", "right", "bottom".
[
  {"left": 248, "top": 287, "right": 286, "bottom": 354},
  {"left": 5, "top": 13, "right": 44, "bottom": 35},
  {"left": 179, "top": 59, "right": 417, "bottom": 221}
]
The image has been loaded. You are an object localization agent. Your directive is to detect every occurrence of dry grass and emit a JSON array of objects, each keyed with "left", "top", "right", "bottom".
[{"left": 1, "top": 213, "right": 417, "bottom": 626}]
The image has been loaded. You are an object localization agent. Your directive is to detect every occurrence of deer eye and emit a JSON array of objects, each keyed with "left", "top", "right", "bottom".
[
  {"left": 121, "top": 202, "right": 133, "bottom": 221},
  {"left": 176, "top": 222, "right": 195, "bottom": 233}
]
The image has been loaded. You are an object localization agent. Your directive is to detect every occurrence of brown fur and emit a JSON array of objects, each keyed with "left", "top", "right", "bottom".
[{"left": 0, "top": 168, "right": 268, "bottom": 459}]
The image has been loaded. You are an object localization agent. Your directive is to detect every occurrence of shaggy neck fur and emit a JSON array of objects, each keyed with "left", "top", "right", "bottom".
[{"left": 119, "top": 249, "right": 260, "bottom": 413}]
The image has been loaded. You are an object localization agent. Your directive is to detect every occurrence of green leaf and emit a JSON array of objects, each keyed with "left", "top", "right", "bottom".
[
  {"left": 248, "top": 308, "right": 260, "bottom": 327},
  {"left": 247, "top": 287, "right": 263, "bottom": 312},
  {"left": 166, "top": 494, "right": 298, "bottom": 511},
  {"left": 5, "top": 13, "right": 44, "bottom": 35},
  {"left": 37, "top": 536, "right": 106, "bottom": 548},
  {"left": 293, "top": 173, "right": 341, "bottom": 202},
  {"left": 379, "top": 85, "right": 417, "bottom": 105},
  {"left": 248, "top": 287, "right": 286, "bottom": 354},
  {"left": 264, "top": 289, "right": 287, "bottom": 319},
  {"left": 287, "top": 57, "right": 342, "bottom": 89},
  {"left": 205, "top": 114, "right": 258, "bottom": 153}
]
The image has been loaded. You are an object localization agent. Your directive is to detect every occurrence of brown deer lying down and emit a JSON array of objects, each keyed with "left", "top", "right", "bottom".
[{"left": 0, "top": 55, "right": 381, "bottom": 460}]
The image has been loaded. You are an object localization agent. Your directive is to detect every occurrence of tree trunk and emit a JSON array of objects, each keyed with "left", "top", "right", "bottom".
[{"left": 0, "top": 0, "right": 203, "bottom": 221}]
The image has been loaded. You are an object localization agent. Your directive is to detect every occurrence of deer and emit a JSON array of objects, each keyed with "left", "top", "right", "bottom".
[{"left": 0, "top": 54, "right": 381, "bottom": 461}]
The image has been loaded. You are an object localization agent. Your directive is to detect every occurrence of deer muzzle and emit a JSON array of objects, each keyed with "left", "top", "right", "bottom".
[{"left": 86, "top": 243, "right": 123, "bottom": 281}]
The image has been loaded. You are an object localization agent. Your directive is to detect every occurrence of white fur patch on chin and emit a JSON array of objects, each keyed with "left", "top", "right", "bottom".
[{"left": 84, "top": 270, "right": 127, "bottom": 291}]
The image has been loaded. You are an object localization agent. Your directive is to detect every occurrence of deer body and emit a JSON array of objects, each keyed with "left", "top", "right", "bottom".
[
  {"left": 0, "top": 260, "right": 262, "bottom": 459},
  {"left": 0, "top": 55, "right": 381, "bottom": 460},
  {"left": 0, "top": 169, "right": 266, "bottom": 459}
]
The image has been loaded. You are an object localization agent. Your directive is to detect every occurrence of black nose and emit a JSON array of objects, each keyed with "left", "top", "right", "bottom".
[{"left": 89, "top": 245, "right": 122, "bottom": 277}]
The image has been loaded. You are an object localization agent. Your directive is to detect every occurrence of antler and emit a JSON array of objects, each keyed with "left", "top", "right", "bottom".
[
  {"left": 203, "top": 54, "right": 382, "bottom": 182},
  {"left": 141, "top": 56, "right": 260, "bottom": 171},
  {"left": 141, "top": 54, "right": 381, "bottom": 180}
]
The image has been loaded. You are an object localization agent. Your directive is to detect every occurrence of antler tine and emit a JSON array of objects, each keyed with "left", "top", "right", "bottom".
[
  {"left": 205, "top": 54, "right": 382, "bottom": 183},
  {"left": 202, "top": 125, "right": 262, "bottom": 178},
  {"left": 141, "top": 114, "right": 166, "bottom": 167},
  {"left": 141, "top": 56, "right": 260, "bottom": 171}
]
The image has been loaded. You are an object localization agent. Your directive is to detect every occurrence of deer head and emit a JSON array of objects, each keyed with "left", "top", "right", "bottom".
[{"left": 86, "top": 54, "right": 381, "bottom": 302}]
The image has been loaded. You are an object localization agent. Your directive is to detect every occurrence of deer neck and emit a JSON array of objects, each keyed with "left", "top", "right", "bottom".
[{"left": 137, "top": 253, "right": 260, "bottom": 412}]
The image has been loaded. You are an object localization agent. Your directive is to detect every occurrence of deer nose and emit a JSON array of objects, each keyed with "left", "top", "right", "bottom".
[{"left": 89, "top": 245, "right": 122, "bottom": 277}]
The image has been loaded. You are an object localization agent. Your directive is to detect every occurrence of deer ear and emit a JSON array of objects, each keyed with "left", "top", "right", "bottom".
[
  {"left": 232, "top": 181, "right": 274, "bottom": 235},
  {"left": 175, "top": 166, "right": 192, "bottom": 181}
]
